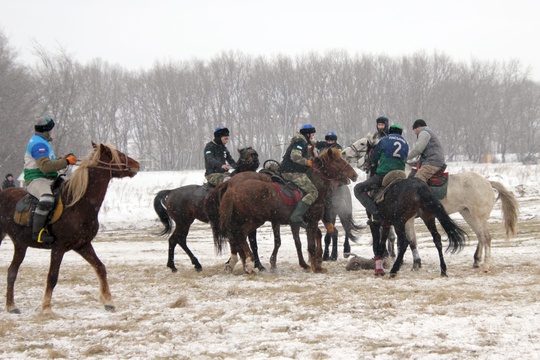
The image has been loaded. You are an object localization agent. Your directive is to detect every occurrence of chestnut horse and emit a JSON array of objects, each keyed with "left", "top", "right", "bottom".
[
  {"left": 0, "top": 143, "right": 140, "bottom": 313},
  {"left": 215, "top": 148, "right": 358, "bottom": 274},
  {"left": 153, "top": 147, "right": 261, "bottom": 272}
]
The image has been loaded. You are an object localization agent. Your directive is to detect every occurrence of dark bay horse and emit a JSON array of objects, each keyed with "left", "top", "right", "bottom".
[
  {"left": 370, "top": 172, "right": 468, "bottom": 277},
  {"left": 0, "top": 143, "right": 140, "bottom": 313},
  {"left": 215, "top": 148, "right": 358, "bottom": 274},
  {"left": 342, "top": 135, "right": 519, "bottom": 272},
  {"left": 153, "top": 147, "right": 260, "bottom": 272}
]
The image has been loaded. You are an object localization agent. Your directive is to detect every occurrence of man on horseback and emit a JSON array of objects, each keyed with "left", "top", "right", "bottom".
[
  {"left": 354, "top": 124, "right": 409, "bottom": 224},
  {"left": 375, "top": 116, "right": 389, "bottom": 139},
  {"left": 24, "top": 116, "right": 77, "bottom": 244},
  {"left": 315, "top": 131, "right": 343, "bottom": 153},
  {"left": 281, "top": 123, "right": 318, "bottom": 228},
  {"left": 407, "top": 119, "right": 446, "bottom": 182},
  {"left": 204, "top": 126, "right": 237, "bottom": 187}
]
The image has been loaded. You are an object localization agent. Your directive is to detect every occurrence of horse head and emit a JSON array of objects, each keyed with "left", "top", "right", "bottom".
[
  {"left": 236, "top": 147, "right": 260, "bottom": 172},
  {"left": 341, "top": 132, "right": 379, "bottom": 171},
  {"left": 314, "top": 148, "right": 358, "bottom": 185}
]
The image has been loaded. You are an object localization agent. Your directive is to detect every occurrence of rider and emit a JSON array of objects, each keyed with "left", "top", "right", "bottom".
[
  {"left": 375, "top": 116, "right": 389, "bottom": 140},
  {"left": 354, "top": 124, "right": 409, "bottom": 224},
  {"left": 204, "top": 126, "right": 237, "bottom": 187},
  {"left": 24, "top": 116, "right": 77, "bottom": 244},
  {"left": 2, "top": 173, "right": 16, "bottom": 189},
  {"left": 281, "top": 124, "right": 318, "bottom": 228},
  {"left": 315, "top": 131, "right": 343, "bottom": 153},
  {"left": 407, "top": 119, "right": 446, "bottom": 182}
]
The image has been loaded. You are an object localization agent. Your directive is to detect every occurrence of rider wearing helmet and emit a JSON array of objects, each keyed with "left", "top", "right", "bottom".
[
  {"left": 281, "top": 124, "right": 318, "bottom": 228},
  {"left": 204, "top": 126, "right": 237, "bottom": 186},
  {"left": 2, "top": 173, "right": 15, "bottom": 189},
  {"left": 24, "top": 116, "right": 77, "bottom": 244},
  {"left": 375, "top": 116, "right": 389, "bottom": 139},
  {"left": 354, "top": 124, "right": 409, "bottom": 224},
  {"left": 407, "top": 119, "right": 446, "bottom": 182},
  {"left": 315, "top": 131, "right": 343, "bottom": 153}
]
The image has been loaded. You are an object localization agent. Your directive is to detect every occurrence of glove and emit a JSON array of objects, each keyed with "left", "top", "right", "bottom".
[
  {"left": 306, "top": 160, "right": 313, "bottom": 168},
  {"left": 65, "top": 154, "right": 77, "bottom": 165}
]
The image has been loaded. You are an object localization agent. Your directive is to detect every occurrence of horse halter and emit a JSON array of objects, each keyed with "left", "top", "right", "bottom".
[
  {"left": 313, "top": 154, "right": 353, "bottom": 182},
  {"left": 93, "top": 154, "right": 134, "bottom": 173}
]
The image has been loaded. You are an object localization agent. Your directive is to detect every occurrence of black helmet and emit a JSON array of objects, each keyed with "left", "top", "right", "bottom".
[
  {"left": 376, "top": 116, "right": 389, "bottom": 135},
  {"left": 35, "top": 116, "right": 55, "bottom": 132},
  {"left": 325, "top": 131, "right": 337, "bottom": 141},
  {"left": 412, "top": 119, "right": 427, "bottom": 129},
  {"left": 299, "top": 124, "right": 316, "bottom": 135},
  {"left": 389, "top": 124, "right": 403, "bottom": 135},
  {"left": 214, "top": 126, "right": 230, "bottom": 138}
]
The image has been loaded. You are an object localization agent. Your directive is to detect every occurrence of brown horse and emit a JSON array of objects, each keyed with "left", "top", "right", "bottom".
[
  {"left": 153, "top": 147, "right": 260, "bottom": 272},
  {"left": 205, "top": 170, "right": 309, "bottom": 270},
  {"left": 0, "top": 143, "right": 140, "bottom": 313},
  {"left": 216, "top": 148, "right": 358, "bottom": 274}
]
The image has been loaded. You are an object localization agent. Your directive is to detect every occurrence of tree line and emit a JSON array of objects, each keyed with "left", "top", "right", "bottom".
[{"left": 1, "top": 30, "right": 539, "bottom": 177}]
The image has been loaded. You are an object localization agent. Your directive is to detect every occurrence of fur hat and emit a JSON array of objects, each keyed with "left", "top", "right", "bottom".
[
  {"left": 214, "top": 127, "right": 230, "bottom": 139},
  {"left": 35, "top": 116, "right": 55, "bottom": 132}
]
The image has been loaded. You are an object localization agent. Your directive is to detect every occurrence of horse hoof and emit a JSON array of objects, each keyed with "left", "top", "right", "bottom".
[
  {"left": 257, "top": 265, "right": 267, "bottom": 272},
  {"left": 8, "top": 308, "right": 21, "bottom": 314},
  {"left": 389, "top": 273, "right": 397, "bottom": 278},
  {"left": 167, "top": 263, "right": 178, "bottom": 273},
  {"left": 195, "top": 267, "right": 203, "bottom": 273},
  {"left": 104, "top": 305, "right": 116, "bottom": 312},
  {"left": 224, "top": 265, "right": 233, "bottom": 273}
]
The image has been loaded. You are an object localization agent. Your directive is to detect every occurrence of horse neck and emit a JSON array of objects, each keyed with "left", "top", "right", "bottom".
[
  {"left": 307, "top": 169, "right": 332, "bottom": 202},
  {"left": 65, "top": 168, "right": 112, "bottom": 212}
]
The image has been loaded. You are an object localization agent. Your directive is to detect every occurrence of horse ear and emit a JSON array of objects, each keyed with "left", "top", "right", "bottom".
[{"left": 92, "top": 142, "right": 98, "bottom": 149}]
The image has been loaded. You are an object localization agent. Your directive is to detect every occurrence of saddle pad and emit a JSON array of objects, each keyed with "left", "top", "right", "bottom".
[
  {"left": 272, "top": 183, "right": 301, "bottom": 206},
  {"left": 14, "top": 196, "right": 64, "bottom": 227},
  {"left": 428, "top": 172, "right": 448, "bottom": 186}
]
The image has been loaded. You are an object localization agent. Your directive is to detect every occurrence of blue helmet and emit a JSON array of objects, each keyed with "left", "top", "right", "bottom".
[
  {"left": 299, "top": 124, "right": 316, "bottom": 135},
  {"left": 325, "top": 131, "right": 337, "bottom": 141}
]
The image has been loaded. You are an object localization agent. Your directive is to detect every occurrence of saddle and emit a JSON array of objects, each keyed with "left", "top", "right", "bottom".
[
  {"left": 260, "top": 159, "right": 303, "bottom": 206},
  {"left": 410, "top": 164, "right": 449, "bottom": 199},
  {"left": 374, "top": 170, "right": 407, "bottom": 204},
  {"left": 13, "top": 177, "right": 65, "bottom": 227}
]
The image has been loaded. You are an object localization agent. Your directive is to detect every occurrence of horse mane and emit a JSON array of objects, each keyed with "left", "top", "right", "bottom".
[{"left": 62, "top": 143, "right": 121, "bottom": 207}]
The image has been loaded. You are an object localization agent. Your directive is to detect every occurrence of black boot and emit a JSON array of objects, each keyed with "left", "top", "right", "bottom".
[
  {"left": 357, "top": 192, "right": 382, "bottom": 224},
  {"left": 290, "top": 201, "right": 311, "bottom": 228},
  {"left": 32, "top": 197, "right": 55, "bottom": 244}
]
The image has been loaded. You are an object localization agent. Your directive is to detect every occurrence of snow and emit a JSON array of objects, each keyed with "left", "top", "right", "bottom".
[{"left": 1, "top": 162, "right": 539, "bottom": 359}]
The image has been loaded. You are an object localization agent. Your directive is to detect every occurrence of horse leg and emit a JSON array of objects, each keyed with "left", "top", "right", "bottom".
[
  {"left": 405, "top": 219, "right": 422, "bottom": 270},
  {"left": 386, "top": 226, "right": 397, "bottom": 258},
  {"left": 423, "top": 216, "right": 447, "bottom": 277},
  {"left": 343, "top": 231, "right": 351, "bottom": 258},
  {"left": 374, "top": 226, "right": 390, "bottom": 276},
  {"left": 41, "top": 248, "right": 66, "bottom": 313},
  {"left": 248, "top": 230, "right": 266, "bottom": 271},
  {"left": 238, "top": 235, "right": 255, "bottom": 274},
  {"left": 330, "top": 228, "right": 338, "bottom": 261},
  {"left": 269, "top": 222, "right": 281, "bottom": 270},
  {"left": 6, "top": 245, "right": 27, "bottom": 314},
  {"left": 174, "top": 225, "right": 202, "bottom": 272},
  {"left": 323, "top": 232, "right": 331, "bottom": 261},
  {"left": 461, "top": 211, "right": 491, "bottom": 271},
  {"left": 75, "top": 243, "right": 115, "bottom": 311},
  {"left": 224, "top": 241, "right": 239, "bottom": 273},
  {"left": 389, "top": 224, "right": 410, "bottom": 278},
  {"left": 167, "top": 235, "right": 179, "bottom": 272},
  {"left": 307, "top": 226, "right": 326, "bottom": 273},
  {"left": 291, "top": 225, "right": 309, "bottom": 269}
]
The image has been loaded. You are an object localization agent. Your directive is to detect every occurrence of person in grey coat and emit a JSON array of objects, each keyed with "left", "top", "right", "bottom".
[{"left": 407, "top": 119, "right": 446, "bottom": 182}]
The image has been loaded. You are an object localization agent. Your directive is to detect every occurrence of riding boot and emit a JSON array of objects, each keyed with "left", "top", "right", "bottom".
[
  {"left": 32, "top": 195, "right": 55, "bottom": 244},
  {"left": 289, "top": 201, "right": 310, "bottom": 229},
  {"left": 357, "top": 192, "right": 382, "bottom": 223}
]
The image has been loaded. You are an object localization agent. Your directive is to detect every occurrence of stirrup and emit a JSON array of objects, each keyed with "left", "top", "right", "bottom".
[{"left": 36, "top": 228, "right": 54, "bottom": 244}]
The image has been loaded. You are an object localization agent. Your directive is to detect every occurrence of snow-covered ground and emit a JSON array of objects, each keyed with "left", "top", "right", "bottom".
[{"left": 0, "top": 162, "right": 539, "bottom": 359}]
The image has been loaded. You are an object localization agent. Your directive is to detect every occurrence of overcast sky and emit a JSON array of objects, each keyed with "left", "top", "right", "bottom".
[{"left": 1, "top": 0, "right": 539, "bottom": 80}]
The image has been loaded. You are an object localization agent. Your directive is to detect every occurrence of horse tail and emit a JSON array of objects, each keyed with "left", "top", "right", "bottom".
[
  {"left": 417, "top": 182, "right": 468, "bottom": 254},
  {"left": 338, "top": 212, "right": 363, "bottom": 243},
  {"left": 490, "top": 181, "right": 519, "bottom": 239},
  {"left": 215, "top": 186, "right": 236, "bottom": 255},
  {"left": 153, "top": 189, "right": 173, "bottom": 236},
  {"left": 206, "top": 181, "right": 230, "bottom": 235}
]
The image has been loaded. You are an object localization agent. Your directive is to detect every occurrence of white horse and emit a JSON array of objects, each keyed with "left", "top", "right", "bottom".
[{"left": 342, "top": 134, "right": 520, "bottom": 272}]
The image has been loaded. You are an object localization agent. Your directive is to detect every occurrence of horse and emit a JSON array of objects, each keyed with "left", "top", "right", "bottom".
[
  {"left": 205, "top": 169, "right": 309, "bottom": 271},
  {"left": 215, "top": 148, "right": 358, "bottom": 274},
  {"left": 153, "top": 147, "right": 261, "bottom": 273},
  {"left": 342, "top": 135, "right": 520, "bottom": 272},
  {"left": 0, "top": 143, "right": 140, "bottom": 313},
  {"left": 322, "top": 184, "right": 365, "bottom": 261},
  {"left": 370, "top": 172, "right": 468, "bottom": 277}
]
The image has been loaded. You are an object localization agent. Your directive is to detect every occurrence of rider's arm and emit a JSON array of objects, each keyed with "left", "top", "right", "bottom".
[
  {"left": 225, "top": 149, "right": 237, "bottom": 168},
  {"left": 407, "top": 131, "right": 431, "bottom": 160},
  {"left": 35, "top": 156, "right": 69, "bottom": 173}
]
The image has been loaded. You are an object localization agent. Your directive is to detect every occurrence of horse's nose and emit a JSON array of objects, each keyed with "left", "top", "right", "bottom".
[{"left": 351, "top": 173, "right": 358, "bottom": 182}]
